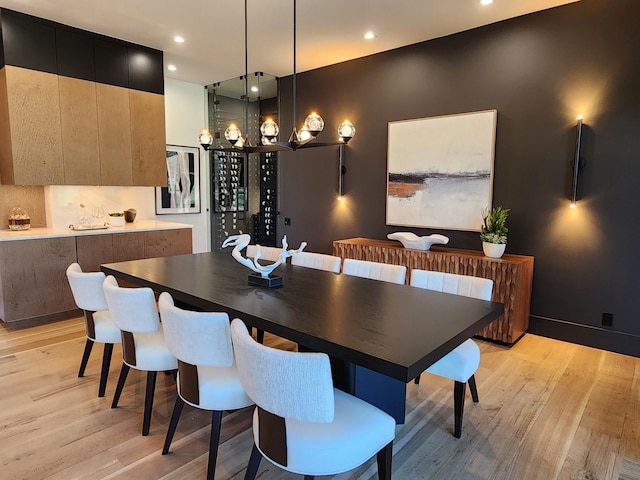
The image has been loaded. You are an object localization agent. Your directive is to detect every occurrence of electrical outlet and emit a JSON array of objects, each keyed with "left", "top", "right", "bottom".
[
  {"left": 602, "top": 312, "right": 613, "bottom": 327},
  {"left": 284, "top": 217, "right": 291, "bottom": 226}
]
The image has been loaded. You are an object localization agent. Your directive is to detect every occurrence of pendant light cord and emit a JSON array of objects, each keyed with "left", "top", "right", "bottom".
[
  {"left": 244, "top": 0, "right": 249, "bottom": 140},
  {"left": 292, "top": 0, "right": 297, "bottom": 130}
]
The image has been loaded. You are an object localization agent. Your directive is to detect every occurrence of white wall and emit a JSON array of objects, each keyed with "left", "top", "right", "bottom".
[{"left": 45, "top": 77, "right": 211, "bottom": 253}]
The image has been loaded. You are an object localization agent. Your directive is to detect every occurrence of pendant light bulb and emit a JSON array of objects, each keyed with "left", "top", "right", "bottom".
[
  {"left": 260, "top": 118, "right": 279, "bottom": 142},
  {"left": 225, "top": 124, "right": 242, "bottom": 145},
  {"left": 304, "top": 112, "right": 324, "bottom": 136},
  {"left": 198, "top": 129, "right": 214, "bottom": 150},
  {"left": 338, "top": 120, "right": 356, "bottom": 143}
]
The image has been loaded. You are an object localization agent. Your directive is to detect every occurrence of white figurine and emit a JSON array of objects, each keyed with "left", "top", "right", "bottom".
[
  {"left": 387, "top": 232, "right": 449, "bottom": 251},
  {"left": 222, "top": 234, "right": 307, "bottom": 278}
]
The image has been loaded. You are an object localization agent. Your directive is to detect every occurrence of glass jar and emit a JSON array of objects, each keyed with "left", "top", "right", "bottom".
[{"left": 9, "top": 207, "right": 30, "bottom": 231}]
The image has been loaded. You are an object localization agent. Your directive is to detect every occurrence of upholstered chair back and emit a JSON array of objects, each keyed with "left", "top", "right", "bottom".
[
  {"left": 103, "top": 275, "right": 160, "bottom": 333},
  {"left": 66, "top": 263, "right": 108, "bottom": 312},
  {"left": 230, "top": 318, "right": 334, "bottom": 423},
  {"left": 410, "top": 270, "right": 493, "bottom": 301},
  {"left": 158, "top": 292, "right": 233, "bottom": 368},
  {"left": 291, "top": 251, "right": 341, "bottom": 273},
  {"left": 342, "top": 258, "right": 407, "bottom": 285},
  {"left": 246, "top": 244, "right": 283, "bottom": 262}
]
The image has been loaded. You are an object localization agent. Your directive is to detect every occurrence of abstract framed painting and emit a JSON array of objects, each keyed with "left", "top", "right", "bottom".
[
  {"left": 155, "top": 145, "right": 201, "bottom": 214},
  {"left": 386, "top": 110, "right": 497, "bottom": 231}
]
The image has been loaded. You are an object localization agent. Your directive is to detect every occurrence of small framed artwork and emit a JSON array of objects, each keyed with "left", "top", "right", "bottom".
[
  {"left": 155, "top": 145, "right": 201, "bottom": 214},
  {"left": 386, "top": 109, "right": 497, "bottom": 231}
]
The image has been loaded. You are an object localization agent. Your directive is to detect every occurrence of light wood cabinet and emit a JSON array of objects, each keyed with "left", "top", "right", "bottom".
[
  {"left": 97, "top": 84, "right": 133, "bottom": 185},
  {"left": 333, "top": 237, "right": 534, "bottom": 344},
  {"left": 59, "top": 76, "right": 100, "bottom": 185},
  {"left": 130, "top": 90, "right": 167, "bottom": 186},
  {"left": 0, "top": 66, "right": 64, "bottom": 185}
]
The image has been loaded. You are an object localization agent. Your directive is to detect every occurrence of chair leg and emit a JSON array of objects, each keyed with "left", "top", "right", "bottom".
[
  {"left": 376, "top": 441, "right": 393, "bottom": 480},
  {"left": 111, "top": 363, "right": 130, "bottom": 408},
  {"left": 256, "top": 330, "right": 264, "bottom": 344},
  {"left": 243, "top": 443, "right": 262, "bottom": 480},
  {"left": 142, "top": 371, "right": 158, "bottom": 436},
  {"left": 468, "top": 374, "right": 479, "bottom": 403},
  {"left": 414, "top": 373, "right": 421, "bottom": 385},
  {"left": 78, "top": 338, "right": 94, "bottom": 377},
  {"left": 162, "top": 396, "right": 185, "bottom": 455},
  {"left": 207, "top": 410, "right": 223, "bottom": 480},
  {"left": 98, "top": 343, "right": 114, "bottom": 397},
  {"left": 453, "top": 380, "right": 466, "bottom": 439}
]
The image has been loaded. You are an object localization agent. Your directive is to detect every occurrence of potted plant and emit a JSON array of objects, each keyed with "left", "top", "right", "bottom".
[
  {"left": 480, "top": 206, "right": 509, "bottom": 258},
  {"left": 108, "top": 211, "right": 124, "bottom": 227}
]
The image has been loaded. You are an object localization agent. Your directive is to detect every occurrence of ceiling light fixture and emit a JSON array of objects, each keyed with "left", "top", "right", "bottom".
[
  {"left": 198, "top": 0, "right": 355, "bottom": 153},
  {"left": 174, "top": 35, "right": 185, "bottom": 43},
  {"left": 364, "top": 31, "right": 376, "bottom": 40},
  {"left": 480, "top": 0, "right": 494, "bottom": 5},
  {"left": 167, "top": 64, "right": 177, "bottom": 71}
]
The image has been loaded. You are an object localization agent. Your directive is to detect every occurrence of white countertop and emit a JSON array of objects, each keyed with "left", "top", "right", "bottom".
[{"left": 0, "top": 220, "right": 193, "bottom": 241}]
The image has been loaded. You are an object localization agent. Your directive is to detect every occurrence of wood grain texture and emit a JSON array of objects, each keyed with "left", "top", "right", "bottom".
[
  {"left": 76, "top": 234, "right": 114, "bottom": 272},
  {"left": 1, "top": 321, "right": 639, "bottom": 480},
  {"left": 0, "top": 237, "right": 77, "bottom": 322},
  {"left": 143, "top": 228, "right": 192, "bottom": 258},
  {"left": 113, "top": 231, "right": 145, "bottom": 262},
  {"left": 97, "top": 84, "right": 133, "bottom": 186},
  {"left": 130, "top": 90, "right": 167, "bottom": 186},
  {"left": 0, "top": 185, "right": 46, "bottom": 228},
  {"left": 333, "top": 237, "right": 534, "bottom": 344},
  {"left": 59, "top": 77, "right": 100, "bottom": 185},
  {"left": 3, "top": 66, "right": 64, "bottom": 185},
  {"left": 0, "top": 67, "right": 14, "bottom": 185}
]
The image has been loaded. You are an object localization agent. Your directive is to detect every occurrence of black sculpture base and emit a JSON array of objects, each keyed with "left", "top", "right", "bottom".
[{"left": 248, "top": 274, "right": 283, "bottom": 288}]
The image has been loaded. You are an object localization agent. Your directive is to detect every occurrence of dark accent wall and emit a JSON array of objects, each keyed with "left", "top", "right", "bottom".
[{"left": 277, "top": 0, "right": 640, "bottom": 354}]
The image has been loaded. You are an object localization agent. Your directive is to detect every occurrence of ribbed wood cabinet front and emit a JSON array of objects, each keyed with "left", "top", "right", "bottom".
[{"left": 333, "top": 237, "right": 534, "bottom": 344}]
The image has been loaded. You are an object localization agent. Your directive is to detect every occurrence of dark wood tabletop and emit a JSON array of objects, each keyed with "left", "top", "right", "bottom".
[{"left": 102, "top": 252, "right": 504, "bottom": 383}]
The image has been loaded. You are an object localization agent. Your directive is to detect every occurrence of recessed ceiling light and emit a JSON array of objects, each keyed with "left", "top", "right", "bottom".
[
  {"left": 174, "top": 35, "right": 185, "bottom": 43},
  {"left": 480, "top": 0, "right": 494, "bottom": 5},
  {"left": 167, "top": 64, "right": 177, "bottom": 71},
  {"left": 251, "top": 86, "right": 259, "bottom": 93},
  {"left": 364, "top": 31, "right": 376, "bottom": 40}
]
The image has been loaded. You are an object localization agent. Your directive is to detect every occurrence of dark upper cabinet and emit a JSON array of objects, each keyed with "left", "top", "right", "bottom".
[
  {"left": 95, "top": 39, "right": 129, "bottom": 88},
  {"left": 1, "top": 10, "right": 57, "bottom": 74},
  {"left": 56, "top": 28, "right": 95, "bottom": 81},
  {"left": 128, "top": 47, "right": 164, "bottom": 94}
]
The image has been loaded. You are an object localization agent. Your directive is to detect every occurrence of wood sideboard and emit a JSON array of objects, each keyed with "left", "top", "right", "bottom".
[{"left": 332, "top": 237, "right": 534, "bottom": 344}]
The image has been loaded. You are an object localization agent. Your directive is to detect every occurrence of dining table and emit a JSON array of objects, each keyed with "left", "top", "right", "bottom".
[{"left": 101, "top": 251, "right": 504, "bottom": 423}]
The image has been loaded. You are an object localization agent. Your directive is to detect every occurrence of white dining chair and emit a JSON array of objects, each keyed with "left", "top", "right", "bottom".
[
  {"left": 291, "top": 251, "right": 341, "bottom": 273},
  {"left": 246, "top": 244, "right": 283, "bottom": 262},
  {"left": 66, "top": 263, "right": 121, "bottom": 397},
  {"left": 158, "top": 292, "right": 253, "bottom": 480},
  {"left": 103, "top": 275, "right": 178, "bottom": 436},
  {"left": 410, "top": 269, "right": 493, "bottom": 438},
  {"left": 230, "top": 318, "right": 395, "bottom": 479},
  {"left": 342, "top": 258, "right": 407, "bottom": 285}
]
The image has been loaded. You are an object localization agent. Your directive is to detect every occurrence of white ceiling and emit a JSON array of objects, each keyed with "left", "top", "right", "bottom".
[{"left": 0, "top": 0, "right": 580, "bottom": 86}]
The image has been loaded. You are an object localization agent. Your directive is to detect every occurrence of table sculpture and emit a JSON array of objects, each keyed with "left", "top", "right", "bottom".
[
  {"left": 387, "top": 232, "right": 449, "bottom": 251},
  {"left": 222, "top": 234, "right": 307, "bottom": 287}
]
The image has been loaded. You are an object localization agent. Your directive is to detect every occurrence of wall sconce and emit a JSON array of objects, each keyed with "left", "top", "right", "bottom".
[
  {"left": 570, "top": 116, "right": 586, "bottom": 208},
  {"left": 338, "top": 144, "right": 347, "bottom": 200}
]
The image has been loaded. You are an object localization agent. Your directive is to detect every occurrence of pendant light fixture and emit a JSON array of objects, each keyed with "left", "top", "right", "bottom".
[{"left": 199, "top": 0, "right": 355, "bottom": 153}]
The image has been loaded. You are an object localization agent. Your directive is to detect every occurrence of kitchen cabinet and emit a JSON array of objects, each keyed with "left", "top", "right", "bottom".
[
  {"left": 59, "top": 76, "right": 101, "bottom": 185},
  {"left": 0, "top": 226, "right": 192, "bottom": 325},
  {"left": 0, "top": 8, "right": 166, "bottom": 187},
  {"left": 0, "top": 237, "right": 77, "bottom": 323},
  {"left": 0, "top": 65, "right": 64, "bottom": 185}
]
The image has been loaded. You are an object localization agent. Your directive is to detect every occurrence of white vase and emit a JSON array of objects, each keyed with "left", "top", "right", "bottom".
[{"left": 482, "top": 241, "right": 506, "bottom": 259}]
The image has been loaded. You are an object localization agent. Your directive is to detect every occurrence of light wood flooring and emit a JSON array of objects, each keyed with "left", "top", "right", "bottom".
[{"left": 1, "top": 317, "right": 639, "bottom": 480}]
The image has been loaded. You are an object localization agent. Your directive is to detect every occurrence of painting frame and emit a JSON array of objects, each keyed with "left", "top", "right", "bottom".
[
  {"left": 386, "top": 109, "right": 497, "bottom": 232},
  {"left": 155, "top": 144, "right": 201, "bottom": 215}
]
